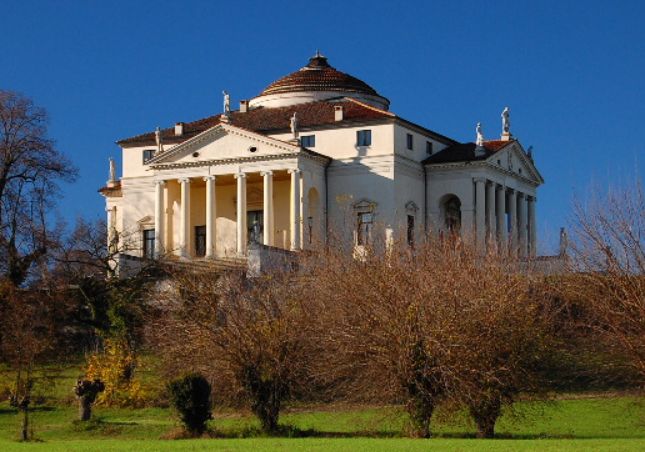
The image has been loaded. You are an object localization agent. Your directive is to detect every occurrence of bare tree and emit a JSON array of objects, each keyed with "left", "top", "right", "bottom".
[
  {"left": 309, "top": 235, "right": 561, "bottom": 438},
  {"left": 0, "top": 90, "right": 77, "bottom": 287},
  {"left": 565, "top": 180, "right": 645, "bottom": 380},
  {"left": 0, "top": 283, "right": 58, "bottom": 440},
  {"left": 150, "top": 269, "right": 319, "bottom": 433}
]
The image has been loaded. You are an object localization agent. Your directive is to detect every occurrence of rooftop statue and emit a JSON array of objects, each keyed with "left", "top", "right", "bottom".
[
  {"left": 290, "top": 112, "right": 299, "bottom": 139},
  {"left": 222, "top": 90, "right": 230, "bottom": 115},
  {"left": 108, "top": 157, "right": 116, "bottom": 182},
  {"left": 155, "top": 127, "right": 164, "bottom": 153},
  {"left": 502, "top": 107, "right": 511, "bottom": 135},
  {"left": 476, "top": 122, "right": 485, "bottom": 146}
]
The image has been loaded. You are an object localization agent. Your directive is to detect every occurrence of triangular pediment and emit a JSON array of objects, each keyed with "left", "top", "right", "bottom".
[
  {"left": 487, "top": 141, "right": 544, "bottom": 184},
  {"left": 148, "top": 123, "right": 301, "bottom": 166}
]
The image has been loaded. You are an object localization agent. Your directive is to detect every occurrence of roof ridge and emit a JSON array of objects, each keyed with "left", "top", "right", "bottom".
[{"left": 343, "top": 97, "right": 396, "bottom": 117}]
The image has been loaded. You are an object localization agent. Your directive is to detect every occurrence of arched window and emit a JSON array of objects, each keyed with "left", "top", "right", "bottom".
[{"left": 441, "top": 195, "right": 461, "bottom": 233}]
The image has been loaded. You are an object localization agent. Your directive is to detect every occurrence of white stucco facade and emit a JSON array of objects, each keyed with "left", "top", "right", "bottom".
[{"left": 101, "top": 54, "right": 543, "bottom": 265}]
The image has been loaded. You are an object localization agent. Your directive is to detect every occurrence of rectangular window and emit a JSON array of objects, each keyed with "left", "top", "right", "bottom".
[
  {"left": 407, "top": 215, "right": 415, "bottom": 247},
  {"left": 195, "top": 225, "right": 206, "bottom": 257},
  {"left": 357, "top": 212, "right": 373, "bottom": 246},
  {"left": 300, "top": 135, "right": 315, "bottom": 147},
  {"left": 142, "top": 229, "right": 155, "bottom": 259},
  {"left": 143, "top": 149, "right": 155, "bottom": 163},
  {"left": 357, "top": 129, "right": 372, "bottom": 146},
  {"left": 426, "top": 141, "right": 433, "bottom": 155},
  {"left": 406, "top": 133, "right": 414, "bottom": 150}
]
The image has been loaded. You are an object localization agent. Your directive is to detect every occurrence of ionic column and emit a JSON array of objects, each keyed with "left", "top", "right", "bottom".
[
  {"left": 261, "top": 171, "right": 274, "bottom": 246},
  {"left": 235, "top": 172, "right": 247, "bottom": 255},
  {"left": 474, "top": 177, "right": 486, "bottom": 249},
  {"left": 289, "top": 168, "right": 301, "bottom": 251},
  {"left": 154, "top": 180, "right": 166, "bottom": 257},
  {"left": 179, "top": 178, "right": 191, "bottom": 258},
  {"left": 106, "top": 206, "right": 115, "bottom": 251},
  {"left": 528, "top": 196, "right": 537, "bottom": 257},
  {"left": 204, "top": 175, "right": 216, "bottom": 258},
  {"left": 496, "top": 184, "right": 506, "bottom": 245},
  {"left": 486, "top": 181, "right": 496, "bottom": 247},
  {"left": 508, "top": 189, "right": 517, "bottom": 252},
  {"left": 518, "top": 193, "right": 528, "bottom": 257}
]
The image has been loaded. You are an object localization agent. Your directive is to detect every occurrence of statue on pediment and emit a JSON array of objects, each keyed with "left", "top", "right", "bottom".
[
  {"left": 476, "top": 122, "right": 484, "bottom": 146},
  {"left": 222, "top": 90, "right": 230, "bottom": 115},
  {"left": 501, "top": 107, "right": 511, "bottom": 134},
  {"left": 155, "top": 127, "right": 164, "bottom": 153}
]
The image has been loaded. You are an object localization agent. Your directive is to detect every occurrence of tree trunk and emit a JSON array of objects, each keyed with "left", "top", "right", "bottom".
[
  {"left": 406, "top": 395, "right": 434, "bottom": 438},
  {"left": 20, "top": 408, "right": 29, "bottom": 441},
  {"left": 79, "top": 397, "right": 92, "bottom": 421},
  {"left": 469, "top": 397, "right": 501, "bottom": 439},
  {"left": 260, "top": 399, "right": 280, "bottom": 432},
  {"left": 475, "top": 418, "right": 496, "bottom": 439}
]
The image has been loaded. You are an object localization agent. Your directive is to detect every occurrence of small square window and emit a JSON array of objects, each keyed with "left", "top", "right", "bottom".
[
  {"left": 426, "top": 141, "right": 433, "bottom": 155},
  {"left": 143, "top": 149, "right": 155, "bottom": 163},
  {"left": 301, "top": 135, "right": 315, "bottom": 147},
  {"left": 357, "top": 130, "right": 372, "bottom": 146},
  {"left": 406, "top": 133, "right": 414, "bottom": 150}
]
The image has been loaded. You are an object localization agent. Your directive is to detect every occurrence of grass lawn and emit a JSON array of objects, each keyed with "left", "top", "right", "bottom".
[{"left": 0, "top": 394, "right": 642, "bottom": 451}]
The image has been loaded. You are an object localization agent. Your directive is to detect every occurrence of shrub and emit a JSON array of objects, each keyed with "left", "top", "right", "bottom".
[
  {"left": 85, "top": 338, "right": 145, "bottom": 407},
  {"left": 74, "top": 379, "right": 105, "bottom": 421},
  {"left": 168, "top": 373, "right": 212, "bottom": 436}
]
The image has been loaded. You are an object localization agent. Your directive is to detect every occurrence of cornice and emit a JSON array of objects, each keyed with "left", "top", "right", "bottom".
[{"left": 425, "top": 160, "right": 541, "bottom": 187}]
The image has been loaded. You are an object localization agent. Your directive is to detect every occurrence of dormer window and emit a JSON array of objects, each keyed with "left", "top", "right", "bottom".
[
  {"left": 301, "top": 135, "right": 315, "bottom": 147},
  {"left": 143, "top": 149, "right": 155, "bottom": 164}
]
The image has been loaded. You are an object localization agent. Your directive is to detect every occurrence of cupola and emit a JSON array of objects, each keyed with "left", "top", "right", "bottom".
[{"left": 248, "top": 52, "right": 390, "bottom": 110}]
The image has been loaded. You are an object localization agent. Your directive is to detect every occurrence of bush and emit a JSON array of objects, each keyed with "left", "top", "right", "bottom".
[
  {"left": 168, "top": 373, "right": 213, "bottom": 435},
  {"left": 74, "top": 379, "right": 105, "bottom": 421},
  {"left": 85, "top": 339, "right": 145, "bottom": 407}
]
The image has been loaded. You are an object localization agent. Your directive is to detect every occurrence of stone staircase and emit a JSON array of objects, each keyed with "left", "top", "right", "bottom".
[{"left": 162, "top": 256, "right": 247, "bottom": 274}]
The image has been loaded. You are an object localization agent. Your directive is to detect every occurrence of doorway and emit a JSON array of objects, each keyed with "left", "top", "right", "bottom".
[{"left": 247, "top": 210, "right": 264, "bottom": 244}]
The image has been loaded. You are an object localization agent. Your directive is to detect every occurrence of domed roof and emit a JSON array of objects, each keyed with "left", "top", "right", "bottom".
[
  {"left": 249, "top": 53, "right": 389, "bottom": 110},
  {"left": 260, "top": 53, "right": 379, "bottom": 96}
]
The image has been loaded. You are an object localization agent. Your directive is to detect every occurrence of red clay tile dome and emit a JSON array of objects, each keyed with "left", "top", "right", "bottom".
[{"left": 248, "top": 52, "right": 390, "bottom": 110}]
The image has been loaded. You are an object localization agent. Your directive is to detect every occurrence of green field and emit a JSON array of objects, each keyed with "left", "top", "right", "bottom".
[{"left": 0, "top": 395, "right": 643, "bottom": 451}]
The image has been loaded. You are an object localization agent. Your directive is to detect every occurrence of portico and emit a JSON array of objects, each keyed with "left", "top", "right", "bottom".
[
  {"left": 472, "top": 178, "right": 537, "bottom": 256},
  {"left": 152, "top": 167, "right": 310, "bottom": 258}
]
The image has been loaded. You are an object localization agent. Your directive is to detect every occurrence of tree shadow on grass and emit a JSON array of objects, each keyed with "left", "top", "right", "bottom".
[
  {"left": 210, "top": 425, "right": 630, "bottom": 441},
  {"left": 71, "top": 417, "right": 140, "bottom": 436}
]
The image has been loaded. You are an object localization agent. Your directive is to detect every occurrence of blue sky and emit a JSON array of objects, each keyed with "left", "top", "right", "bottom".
[{"left": 2, "top": 0, "right": 643, "bottom": 253}]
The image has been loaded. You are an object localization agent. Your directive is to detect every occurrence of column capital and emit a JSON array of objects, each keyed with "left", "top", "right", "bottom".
[
  {"left": 518, "top": 191, "right": 526, "bottom": 199},
  {"left": 178, "top": 177, "right": 191, "bottom": 184},
  {"left": 203, "top": 175, "right": 216, "bottom": 182},
  {"left": 495, "top": 183, "right": 506, "bottom": 191},
  {"left": 260, "top": 170, "right": 274, "bottom": 177},
  {"left": 473, "top": 177, "right": 487, "bottom": 184},
  {"left": 234, "top": 172, "right": 246, "bottom": 179},
  {"left": 155, "top": 179, "right": 167, "bottom": 186},
  {"left": 288, "top": 168, "right": 301, "bottom": 175},
  {"left": 528, "top": 196, "right": 537, "bottom": 203}
]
